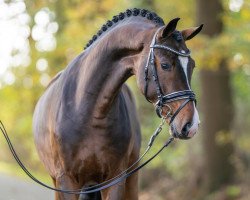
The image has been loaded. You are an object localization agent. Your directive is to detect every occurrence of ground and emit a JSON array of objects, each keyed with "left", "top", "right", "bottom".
[
  {"left": 0, "top": 173, "right": 53, "bottom": 200},
  {"left": 1, "top": 172, "right": 249, "bottom": 200}
]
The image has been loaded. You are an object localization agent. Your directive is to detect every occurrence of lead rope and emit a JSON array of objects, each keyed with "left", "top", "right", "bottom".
[{"left": 0, "top": 119, "right": 174, "bottom": 194}]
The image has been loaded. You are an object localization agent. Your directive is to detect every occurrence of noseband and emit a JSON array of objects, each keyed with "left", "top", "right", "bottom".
[{"left": 144, "top": 27, "right": 196, "bottom": 123}]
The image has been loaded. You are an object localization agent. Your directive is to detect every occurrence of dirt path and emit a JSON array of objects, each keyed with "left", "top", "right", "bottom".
[{"left": 0, "top": 173, "right": 54, "bottom": 200}]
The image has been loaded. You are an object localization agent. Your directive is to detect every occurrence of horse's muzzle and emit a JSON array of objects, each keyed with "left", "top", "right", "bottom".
[{"left": 170, "top": 121, "right": 199, "bottom": 140}]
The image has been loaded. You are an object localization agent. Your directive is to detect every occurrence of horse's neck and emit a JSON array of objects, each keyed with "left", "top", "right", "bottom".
[
  {"left": 81, "top": 56, "right": 131, "bottom": 119},
  {"left": 76, "top": 48, "right": 133, "bottom": 120},
  {"left": 74, "top": 22, "right": 154, "bottom": 120}
]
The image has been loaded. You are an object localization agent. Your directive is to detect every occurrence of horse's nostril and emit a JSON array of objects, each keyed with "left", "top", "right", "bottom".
[{"left": 181, "top": 122, "right": 192, "bottom": 136}]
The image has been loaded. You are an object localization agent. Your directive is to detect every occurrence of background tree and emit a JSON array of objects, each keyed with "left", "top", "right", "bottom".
[{"left": 196, "top": 0, "right": 235, "bottom": 193}]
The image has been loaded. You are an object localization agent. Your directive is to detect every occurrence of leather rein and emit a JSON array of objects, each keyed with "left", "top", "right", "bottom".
[{"left": 0, "top": 27, "right": 196, "bottom": 194}]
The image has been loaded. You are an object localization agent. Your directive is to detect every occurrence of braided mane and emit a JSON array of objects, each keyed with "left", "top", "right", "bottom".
[{"left": 84, "top": 8, "right": 165, "bottom": 50}]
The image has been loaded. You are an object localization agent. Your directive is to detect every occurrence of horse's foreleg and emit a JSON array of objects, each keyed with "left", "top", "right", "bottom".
[
  {"left": 125, "top": 172, "right": 138, "bottom": 200},
  {"left": 101, "top": 182, "right": 125, "bottom": 200},
  {"left": 54, "top": 174, "right": 80, "bottom": 200}
]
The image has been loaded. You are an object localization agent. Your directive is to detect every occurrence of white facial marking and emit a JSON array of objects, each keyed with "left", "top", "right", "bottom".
[
  {"left": 188, "top": 103, "right": 200, "bottom": 138},
  {"left": 178, "top": 50, "right": 190, "bottom": 89},
  {"left": 178, "top": 52, "right": 199, "bottom": 138}
]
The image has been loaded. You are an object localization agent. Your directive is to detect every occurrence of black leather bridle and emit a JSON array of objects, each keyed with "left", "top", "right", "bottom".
[
  {"left": 144, "top": 27, "right": 196, "bottom": 125},
  {"left": 0, "top": 27, "right": 197, "bottom": 195}
]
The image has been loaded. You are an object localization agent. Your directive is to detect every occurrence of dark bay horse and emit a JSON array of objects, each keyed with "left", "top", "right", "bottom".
[{"left": 33, "top": 8, "right": 202, "bottom": 200}]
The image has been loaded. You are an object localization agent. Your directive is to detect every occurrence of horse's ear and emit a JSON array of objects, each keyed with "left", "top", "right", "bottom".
[
  {"left": 181, "top": 24, "right": 203, "bottom": 40},
  {"left": 161, "top": 18, "right": 180, "bottom": 38}
]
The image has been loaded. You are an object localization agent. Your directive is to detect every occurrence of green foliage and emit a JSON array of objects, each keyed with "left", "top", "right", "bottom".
[{"left": 226, "top": 185, "right": 241, "bottom": 198}]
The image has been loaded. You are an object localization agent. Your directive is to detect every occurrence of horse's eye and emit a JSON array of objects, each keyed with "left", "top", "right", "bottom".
[{"left": 161, "top": 63, "right": 171, "bottom": 71}]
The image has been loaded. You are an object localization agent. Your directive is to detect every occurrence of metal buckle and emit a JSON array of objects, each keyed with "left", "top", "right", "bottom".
[
  {"left": 155, "top": 104, "right": 173, "bottom": 119},
  {"left": 155, "top": 105, "right": 163, "bottom": 118},
  {"left": 164, "top": 104, "right": 173, "bottom": 118}
]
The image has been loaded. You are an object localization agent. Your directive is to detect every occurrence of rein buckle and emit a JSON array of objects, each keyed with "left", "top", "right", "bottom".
[{"left": 155, "top": 104, "right": 173, "bottom": 119}]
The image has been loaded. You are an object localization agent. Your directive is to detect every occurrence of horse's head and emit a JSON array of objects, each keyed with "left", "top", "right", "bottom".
[{"left": 137, "top": 18, "right": 203, "bottom": 139}]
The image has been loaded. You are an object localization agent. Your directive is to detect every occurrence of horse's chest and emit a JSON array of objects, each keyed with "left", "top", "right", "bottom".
[
  {"left": 60, "top": 122, "right": 133, "bottom": 168},
  {"left": 57, "top": 109, "right": 133, "bottom": 178},
  {"left": 79, "top": 126, "right": 132, "bottom": 161},
  {"left": 73, "top": 131, "right": 132, "bottom": 181}
]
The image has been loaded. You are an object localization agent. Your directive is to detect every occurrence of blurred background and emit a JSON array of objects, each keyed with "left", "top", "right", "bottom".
[{"left": 0, "top": 0, "right": 250, "bottom": 199}]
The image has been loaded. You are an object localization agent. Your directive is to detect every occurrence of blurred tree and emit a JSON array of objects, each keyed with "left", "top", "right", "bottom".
[{"left": 196, "top": 0, "right": 235, "bottom": 193}]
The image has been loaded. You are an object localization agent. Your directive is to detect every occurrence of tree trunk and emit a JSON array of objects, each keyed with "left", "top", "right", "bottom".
[{"left": 196, "top": 0, "right": 235, "bottom": 192}]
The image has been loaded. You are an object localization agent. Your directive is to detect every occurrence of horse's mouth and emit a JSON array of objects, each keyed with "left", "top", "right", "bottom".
[{"left": 169, "top": 123, "right": 197, "bottom": 140}]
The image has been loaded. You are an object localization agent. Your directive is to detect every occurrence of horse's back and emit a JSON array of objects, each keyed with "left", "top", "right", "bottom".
[{"left": 32, "top": 73, "right": 64, "bottom": 175}]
